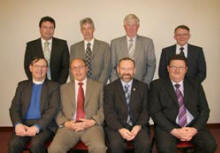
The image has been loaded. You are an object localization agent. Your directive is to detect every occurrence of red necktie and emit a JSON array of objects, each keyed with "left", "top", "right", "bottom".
[{"left": 76, "top": 82, "right": 85, "bottom": 121}]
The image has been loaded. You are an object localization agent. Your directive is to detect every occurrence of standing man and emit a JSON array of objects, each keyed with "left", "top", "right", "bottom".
[
  {"left": 104, "top": 57, "right": 151, "bottom": 153},
  {"left": 159, "top": 25, "right": 206, "bottom": 82},
  {"left": 9, "top": 58, "right": 60, "bottom": 153},
  {"left": 48, "top": 58, "right": 106, "bottom": 153},
  {"left": 150, "top": 55, "right": 216, "bottom": 153},
  {"left": 70, "top": 17, "right": 111, "bottom": 84},
  {"left": 24, "top": 16, "right": 70, "bottom": 84},
  {"left": 110, "top": 14, "right": 156, "bottom": 85}
]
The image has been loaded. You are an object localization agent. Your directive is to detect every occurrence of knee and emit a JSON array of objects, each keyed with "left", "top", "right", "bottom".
[
  {"left": 30, "top": 140, "right": 45, "bottom": 153},
  {"left": 9, "top": 138, "right": 24, "bottom": 153},
  {"left": 157, "top": 141, "right": 176, "bottom": 153},
  {"left": 90, "top": 143, "right": 107, "bottom": 153},
  {"left": 108, "top": 139, "right": 124, "bottom": 152},
  {"left": 199, "top": 138, "right": 217, "bottom": 153},
  {"left": 48, "top": 143, "right": 64, "bottom": 153},
  {"left": 135, "top": 139, "right": 151, "bottom": 151}
]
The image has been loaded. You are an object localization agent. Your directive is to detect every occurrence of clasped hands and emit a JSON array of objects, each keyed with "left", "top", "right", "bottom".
[
  {"left": 15, "top": 123, "right": 39, "bottom": 137},
  {"left": 118, "top": 125, "right": 141, "bottom": 141},
  {"left": 171, "top": 127, "right": 198, "bottom": 141},
  {"left": 64, "top": 119, "right": 96, "bottom": 132}
]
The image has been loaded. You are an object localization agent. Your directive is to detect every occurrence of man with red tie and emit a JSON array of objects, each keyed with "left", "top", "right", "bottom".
[{"left": 48, "top": 58, "right": 106, "bottom": 153}]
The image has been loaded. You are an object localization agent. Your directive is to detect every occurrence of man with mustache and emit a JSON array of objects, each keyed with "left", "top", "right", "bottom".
[{"left": 104, "top": 57, "right": 151, "bottom": 153}]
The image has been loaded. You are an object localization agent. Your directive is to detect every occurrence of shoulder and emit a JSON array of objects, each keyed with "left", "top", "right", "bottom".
[
  {"left": 137, "top": 35, "right": 153, "bottom": 42},
  {"left": 111, "top": 36, "right": 125, "bottom": 43},
  {"left": 95, "top": 39, "right": 110, "bottom": 47},
  {"left": 162, "top": 44, "right": 176, "bottom": 51},
  {"left": 53, "top": 37, "right": 67, "bottom": 43},
  {"left": 133, "top": 79, "right": 148, "bottom": 89},
  {"left": 26, "top": 38, "right": 40, "bottom": 46},
  {"left": 188, "top": 44, "right": 203, "bottom": 54},
  {"left": 88, "top": 79, "right": 103, "bottom": 88},
  {"left": 44, "top": 80, "right": 59, "bottom": 88},
  {"left": 150, "top": 78, "right": 168, "bottom": 89},
  {"left": 17, "top": 80, "right": 31, "bottom": 87},
  {"left": 70, "top": 41, "right": 83, "bottom": 49}
]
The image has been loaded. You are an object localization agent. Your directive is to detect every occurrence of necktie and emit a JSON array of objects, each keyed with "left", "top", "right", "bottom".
[
  {"left": 85, "top": 43, "right": 92, "bottom": 78},
  {"left": 43, "top": 41, "right": 51, "bottom": 79},
  {"left": 175, "top": 84, "right": 187, "bottom": 127},
  {"left": 76, "top": 82, "right": 85, "bottom": 121},
  {"left": 124, "top": 84, "right": 132, "bottom": 126},
  {"left": 179, "top": 47, "right": 185, "bottom": 57},
  {"left": 128, "top": 38, "right": 135, "bottom": 59}
]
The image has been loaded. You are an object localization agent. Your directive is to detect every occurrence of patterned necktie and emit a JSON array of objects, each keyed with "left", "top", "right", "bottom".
[
  {"left": 128, "top": 38, "right": 135, "bottom": 59},
  {"left": 175, "top": 84, "right": 187, "bottom": 127},
  {"left": 76, "top": 82, "right": 85, "bottom": 121},
  {"left": 43, "top": 41, "right": 51, "bottom": 79},
  {"left": 179, "top": 47, "right": 185, "bottom": 57},
  {"left": 85, "top": 43, "right": 92, "bottom": 78},
  {"left": 124, "top": 84, "right": 132, "bottom": 126}
]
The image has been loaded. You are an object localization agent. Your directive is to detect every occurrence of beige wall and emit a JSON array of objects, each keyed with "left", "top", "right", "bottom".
[{"left": 0, "top": 0, "right": 220, "bottom": 126}]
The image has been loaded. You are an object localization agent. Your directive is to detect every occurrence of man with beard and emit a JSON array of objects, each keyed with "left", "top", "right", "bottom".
[{"left": 104, "top": 57, "right": 151, "bottom": 153}]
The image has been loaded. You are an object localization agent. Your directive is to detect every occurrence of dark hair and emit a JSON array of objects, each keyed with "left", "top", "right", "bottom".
[
  {"left": 39, "top": 16, "right": 56, "bottom": 28},
  {"left": 30, "top": 57, "right": 48, "bottom": 67},
  {"left": 118, "top": 57, "right": 136, "bottom": 67},
  {"left": 174, "top": 25, "right": 190, "bottom": 33},
  {"left": 168, "top": 55, "right": 188, "bottom": 67}
]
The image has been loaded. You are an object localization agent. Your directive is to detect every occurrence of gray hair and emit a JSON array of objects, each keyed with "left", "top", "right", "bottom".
[
  {"left": 123, "top": 14, "right": 140, "bottom": 25},
  {"left": 80, "top": 17, "right": 95, "bottom": 29}
]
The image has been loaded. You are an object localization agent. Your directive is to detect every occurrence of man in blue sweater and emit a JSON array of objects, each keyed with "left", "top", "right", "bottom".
[{"left": 9, "top": 57, "right": 60, "bottom": 153}]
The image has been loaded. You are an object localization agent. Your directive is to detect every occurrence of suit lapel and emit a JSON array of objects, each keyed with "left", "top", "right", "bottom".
[
  {"left": 92, "top": 39, "right": 98, "bottom": 60},
  {"left": 129, "top": 79, "right": 138, "bottom": 109},
  {"left": 133, "top": 35, "right": 141, "bottom": 60},
  {"left": 183, "top": 79, "right": 192, "bottom": 111},
  {"left": 84, "top": 79, "right": 92, "bottom": 107},
  {"left": 116, "top": 80, "right": 128, "bottom": 110},
  {"left": 68, "top": 81, "right": 76, "bottom": 116},
  {"left": 186, "top": 44, "right": 193, "bottom": 65},
  {"left": 122, "top": 36, "right": 129, "bottom": 56},
  {"left": 23, "top": 81, "right": 33, "bottom": 115},
  {"left": 166, "top": 79, "right": 179, "bottom": 107},
  {"left": 40, "top": 80, "right": 47, "bottom": 112},
  {"left": 37, "top": 38, "right": 44, "bottom": 57}
]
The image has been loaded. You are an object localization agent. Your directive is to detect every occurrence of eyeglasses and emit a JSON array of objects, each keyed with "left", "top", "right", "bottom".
[
  {"left": 32, "top": 65, "right": 47, "bottom": 69},
  {"left": 71, "top": 65, "right": 86, "bottom": 70},
  {"left": 169, "top": 66, "right": 186, "bottom": 71}
]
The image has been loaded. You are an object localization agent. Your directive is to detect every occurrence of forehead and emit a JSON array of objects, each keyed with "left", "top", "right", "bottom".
[
  {"left": 125, "top": 19, "right": 138, "bottom": 25},
  {"left": 71, "top": 59, "right": 85, "bottom": 67},
  {"left": 32, "top": 59, "right": 47, "bottom": 65},
  {"left": 175, "top": 28, "right": 189, "bottom": 33},
  {"left": 119, "top": 60, "right": 135, "bottom": 67},
  {"left": 41, "top": 21, "right": 54, "bottom": 27},
  {"left": 170, "top": 59, "right": 186, "bottom": 66},
  {"left": 81, "top": 22, "right": 93, "bottom": 28}
]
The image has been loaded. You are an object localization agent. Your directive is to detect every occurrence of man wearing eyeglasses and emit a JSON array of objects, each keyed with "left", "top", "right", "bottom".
[
  {"left": 48, "top": 58, "right": 106, "bottom": 153},
  {"left": 149, "top": 55, "right": 216, "bottom": 153},
  {"left": 9, "top": 58, "right": 60, "bottom": 153},
  {"left": 159, "top": 25, "right": 206, "bottom": 83}
]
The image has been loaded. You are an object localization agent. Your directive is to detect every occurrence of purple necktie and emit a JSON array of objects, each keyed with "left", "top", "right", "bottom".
[{"left": 175, "top": 84, "right": 187, "bottom": 127}]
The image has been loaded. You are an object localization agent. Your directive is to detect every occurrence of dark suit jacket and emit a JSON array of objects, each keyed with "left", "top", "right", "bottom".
[
  {"left": 149, "top": 78, "right": 210, "bottom": 133},
  {"left": 24, "top": 37, "right": 70, "bottom": 84},
  {"left": 158, "top": 44, "right": 206, "bottom": 82},
  {"left": 9, "top": 80, "right": 60, "bottom": 133},
  {"left": 104, "top": 79, "right": 149, "bottom": 131}
]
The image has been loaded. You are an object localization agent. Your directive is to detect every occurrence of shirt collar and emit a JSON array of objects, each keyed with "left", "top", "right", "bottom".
[
  {"left": 121, "top": 79, "right": 133, "bottom": 88},
  {"left": 33, "top": 79, "right": 45, "bottom": 85},
  {"left": 176, "top": 43, "right": 188, "bottom": 50},
  {"left": 75, "top": 78, "right": 87, "bottom": 85},
  {"left": 41, "top": 38, "right": 52, "bottom": 44},
  {"left": 126, "top": 36, "right": 137, "bottom": 42},
  {"left": 171, "top": 80, "right": 183, "bottom": 88},
  {"left": 84, "top": 38, "right": 94, "bottom": 46}
]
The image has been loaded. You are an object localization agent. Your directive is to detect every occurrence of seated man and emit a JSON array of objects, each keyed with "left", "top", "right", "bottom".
[
  {"left": 48, "top": 58, "right": 106, "bottom": 153},
  {"left": 9, "top": 57, "right": 60, "bottom": 153},
  {"left": 149, "top": 55, "right": 217, "bottom": 153},
  {"left": 104, "top": 57, "right": 151, "bottom": 153}
]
